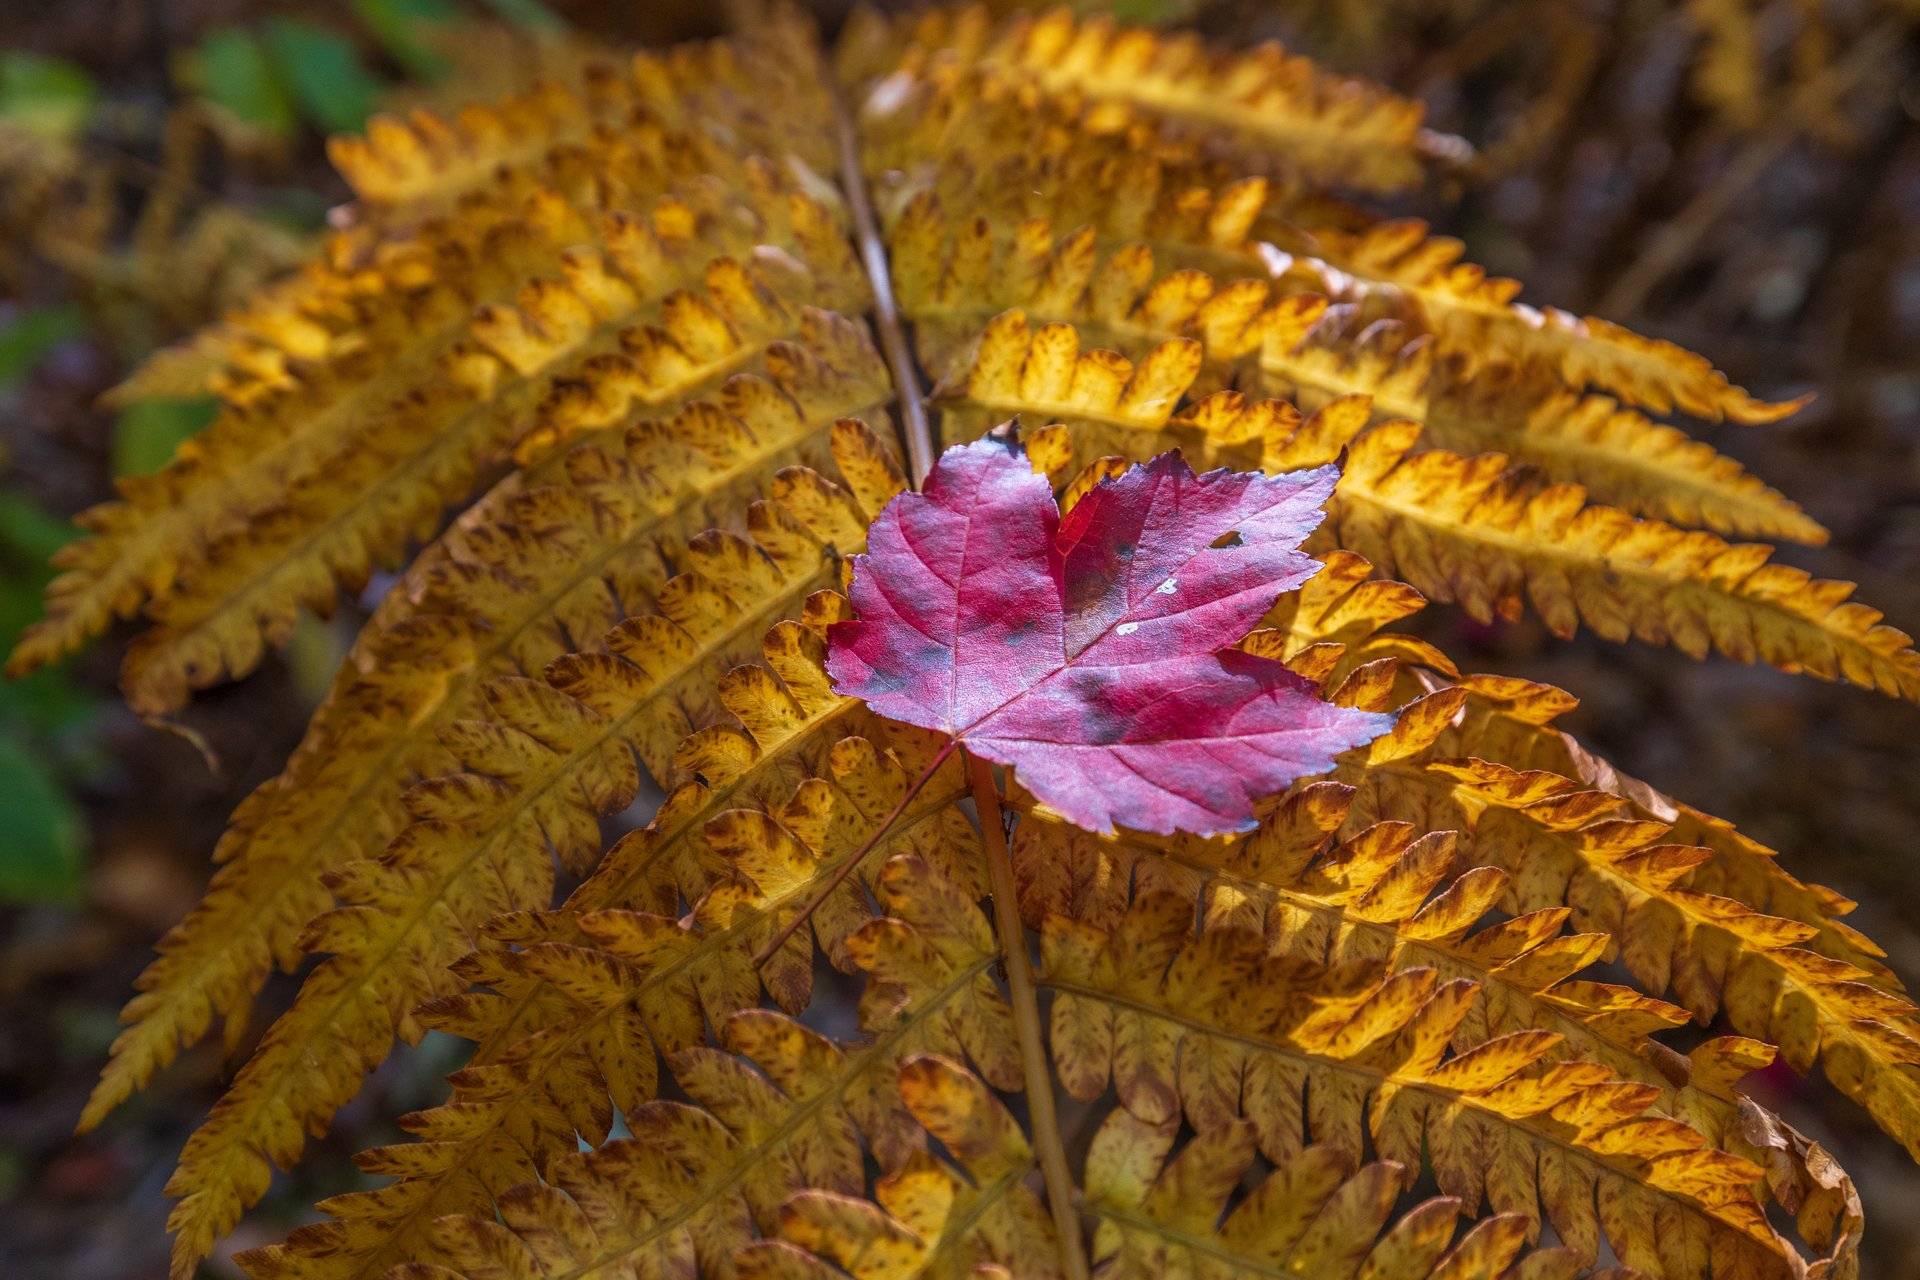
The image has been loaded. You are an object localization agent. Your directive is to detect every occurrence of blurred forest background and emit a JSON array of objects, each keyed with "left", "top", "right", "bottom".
[{"left": 0, "top": 0, "right": 1915, "bottom": 1275}]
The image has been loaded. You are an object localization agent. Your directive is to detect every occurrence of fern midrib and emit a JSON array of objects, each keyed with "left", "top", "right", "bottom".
[
  {"left": 1420, "top": 401, "right": 1819, "bottom": 540},
  {"left": 836, "top": 98, "right": 933, "bottom": 478},
  {"left": 1038, "top": 975, "right": 1782, "bottom": 1253}
]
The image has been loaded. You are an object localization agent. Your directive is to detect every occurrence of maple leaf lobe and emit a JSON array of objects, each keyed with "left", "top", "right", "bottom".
[{"left": 828, "top": 437, "right": 1394, "bottom": 836}]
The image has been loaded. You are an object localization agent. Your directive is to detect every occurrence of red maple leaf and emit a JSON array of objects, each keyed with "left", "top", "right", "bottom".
[{"left": 826, "top": 436, "right": 1395, "bottom": 835}]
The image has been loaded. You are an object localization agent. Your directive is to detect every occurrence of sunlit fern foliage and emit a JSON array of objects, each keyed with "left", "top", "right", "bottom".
[{"left": 13, "top": 5, "right": 1920, "bottom": 1278}]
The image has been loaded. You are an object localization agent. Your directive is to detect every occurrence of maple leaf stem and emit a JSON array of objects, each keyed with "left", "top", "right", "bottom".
[
  {"left": 752, "top": 737, "right": 959, "bottom": 967},
  {"left": 966, "top": 747, "right": 1092, "bottom": 1280}
]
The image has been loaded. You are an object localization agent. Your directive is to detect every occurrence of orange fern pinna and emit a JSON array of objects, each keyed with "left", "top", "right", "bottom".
[{"left": 15, "top": 6, "right": 1918, "bottom": 1278}]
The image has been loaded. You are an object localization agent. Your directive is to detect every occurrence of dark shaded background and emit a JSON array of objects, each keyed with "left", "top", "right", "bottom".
[{"left": 0, "top": 1, "right": 1915, "bottom": 1275}]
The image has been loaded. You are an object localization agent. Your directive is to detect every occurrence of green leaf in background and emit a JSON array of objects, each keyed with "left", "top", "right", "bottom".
[
  {"left": 351, "top": 0, "right": 462, "bottom": 81},
  {"left": 186, "top": 26, "right": 296, "bottom": 141},
  {"left": 112, "top": 397, "right": 218, "bottom": 479},
  {"left": 0, "top": 51, "right": 96, "bottom": 139},
  {"left": 0, "top": 490, "right": 74, "bottom": 571},
  {"left": 0, "top": 492, "right": 100, "bottom": 776},
  {"left": 0, "top": 304, "right": 84, "bottom": 392},
  {"left": 1101, "top": 0, "right": 1198, "bottom": 24},
  {"left": 264, "top": 17, "right": 387, "bottom": 134},
  {"left": 475, "top": 0, "right": 567, "bottom": 35},
  {"left": 0, "top": 735, "right": 86, "bottom": 905}
]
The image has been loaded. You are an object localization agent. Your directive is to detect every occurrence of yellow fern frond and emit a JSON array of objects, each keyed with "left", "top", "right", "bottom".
[
  {"left": 1425, "top": 674, "right": 1902, "bottom": 985},
  {"left": 1013, "top": 783, "right": 1863, "bottom": 1261},
  {"left": 75, "top": 327, "right": 894, "bottom": 1140},
  {"left": 1041, "top": 892, "right": 1836, "bottom": 1275},
  {"left": 860, "top": 56, "right": 1793, "bottom": 428},
  {"left": 158, "top": 601, "right": 875, "bottom": 1276},
  {"left": 842, "top": 6, "right": 1446, "bottom": 193},
  {"left": 34, "top": 9, "right": 1920, "bottom": 1276},
  {"left": 114, "top": 240, "right": 863, "bottom": 713},
  {"left": 113, "top": 13, "right": 831, "bottom": 409},
  {"left": 1329, "top": 423, "right": 1920, "bottom": 701},
  {"left": 1274, "top": 217, "right": 1804, "bottom": 423},
  {"left": 14, "top": 165, "right": 861, "bottom": 699},
  {"left": 892, "top": 192, "right": 1328, "bottom": 386},
  {"left": 1096, "top": 1095, "right": 1853, "bottom": 1278},
  {"left": 1340, "top": 675, "right": 1920, "bottom": 1162},
  {"left": 930, "top": 315, "right": 1907, "bottom": 697},
  {"left": 140, "top": 492, "right": 898, "bottom": 1276},
  {"left": 114, "top": 114, "right": 776, "bottom": 407},
  {"left": 1454, "top": 772, "right": 1920, "bottom": 1163},
  {"left": 361, "top": 855, "right": 1013, "bottom": 1280},
  {"left": 1088, "top": 1117, "right": 1567, "bottom": 1279},
  {"left": 898, "top": 199, "right": 1818, "bottom": 542},
  {"left": 1000, "top": 548, "right": 1849, "bottom": 1229},
  {"left": 859, "top": 67, "right": 1286, "bottom": 270},
  {"left": 239, "top": 713, "right": 975, "bottom": 1278},
  {"left": 1258, "top": 317, "right": 1826, "bottom": 543},
  {"left": 336, "top": 15, "right": 837, "bottom": 220}
]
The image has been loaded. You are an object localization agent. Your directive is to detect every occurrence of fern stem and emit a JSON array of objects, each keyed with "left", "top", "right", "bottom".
[
  {"left": 832, "top": 95, "right": 936, "bottom": 482},
  {"left": 966, "top": 748, "right": 1091, "bottom": 1280},
  {"left": 752, "top": 737, "right": 958, "bottom": 966}
]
